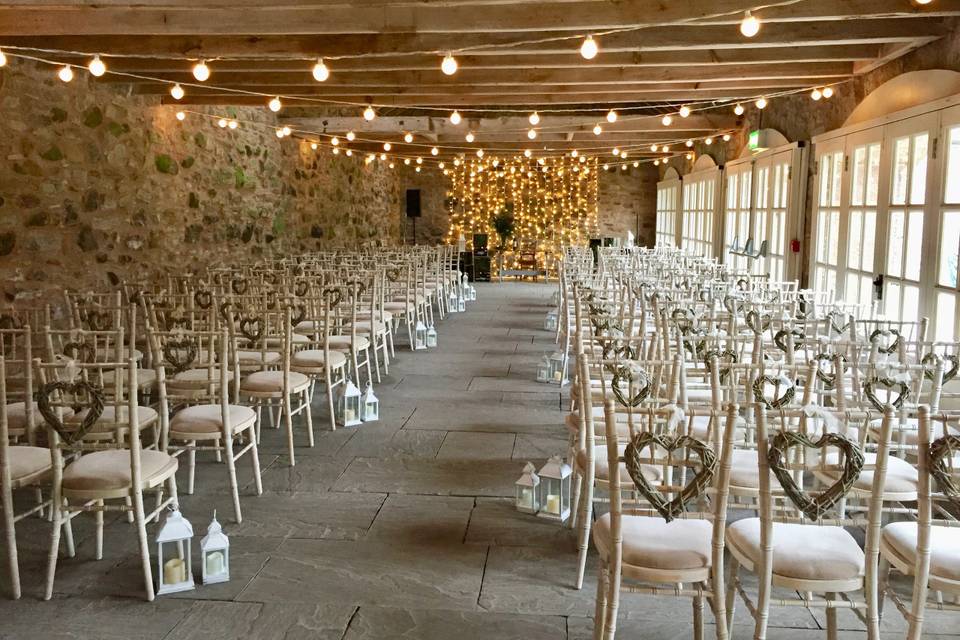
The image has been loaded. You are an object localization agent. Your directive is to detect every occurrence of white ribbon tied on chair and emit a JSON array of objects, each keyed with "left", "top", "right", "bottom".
[
  {"left": 661, "top": 403, "right": 687, "bottom": 431},
  {"left": 801, "top": 402, "right": 844, "bottom": 436}
]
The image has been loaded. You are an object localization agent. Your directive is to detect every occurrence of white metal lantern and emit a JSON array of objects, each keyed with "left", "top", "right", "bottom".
[
  {"left": 335, "top": 379, "right": 363, "bottom": 426},
  {"left": 468, "top": 284, "right": 477, "bottom": 301},
  {"left": 457, "top": 294, "right": 465, "bottom": 313},
  {"left": 426, "top": 324, "right": 438, "bottom": 348},
  {"left": 537, "top": 455, "right": 572, "bottom": 522},
  {"left": 552, "top": 290, "right": 561, "bottom": 306},
  {"left": 156, "top": 508, "right": 195, "bottom": 595},
  {"left": 544, "top": 308, "right": 558, "bottom": 332},
  {"left": 515, "top": 462, "right": 541, "bottom": 514},
  {"left": 414, "top": 320, "right": 428, "bottom": 350},
  {"left": 448, "top": 289, "right": 459, "bottom": 313},
  {"left": 536, "top": 354, "right": 552, "bottom": 383},
  {"left": 549, "top": 350, "right": 566, "bottom": 384},
  {"left": 362, "top": 382, "right": 379, "bottom": 422},
  {"left": 200, "top": 511, "right": 229, "bottom": 585}
]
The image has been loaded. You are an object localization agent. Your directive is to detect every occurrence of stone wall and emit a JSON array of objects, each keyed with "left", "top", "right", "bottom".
[
  {"left": 399, "top": 167, "right": 448, "bottom": 245},
  {"left": 0, "top": 60, "right": 402, "bottom": 302}
]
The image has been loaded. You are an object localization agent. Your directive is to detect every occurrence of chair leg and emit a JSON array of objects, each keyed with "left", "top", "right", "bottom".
[
  {"left": 2, "top": 484, "right": 21, "bottom": 599},
  {"left": 370, "top": 338, "right": 382, "bottom": 383},
  {"left": 94, "top": 499, "right": 104, "bottom": 560},
  {"left": 593, "top": 561, "right": 608, "bottom": 640},
  {"left": 825, "top": 592, "right": 838, "bottom": 640},
  {"left": 283, "top": 394, "right": 296, "bottom": 467},
  {"left": 603, "top": 556, "right": 621, "bottom": 640},
  {"left": 575, "top": 477, "right": 594, "bottom": 590},
  {"left": 363, "top": 348, "right": 373, "bottom": 386},
  {"left": 43, "top": 493, "right": 62, "bottom": 600},
  {"left": 224, "top": 435, "right": 242, "bottom": 524},
  {"left": 877, "top": 555, "right": 890, "bottom": 622},
  {"left": 302, "top": 389, "right": 315, "bottom": 447},
  {"left": 187, "top": 442, "right": 196, "bottom": 494},
  {"left": 249, "top": 428, "right": 263, "bottom": 496},
  {"left": 569, "top": 470, "right": 582, "bottom": 530},
  {"left": 131, "top": 489, "right": 155, "bottom": 602},
  {"left": 692, "top": 591, "right": 704, "bottom": 640},
  {"left": 326, "top": 371, "right": 338, "bottom": 431},
  {"left": 61, "top": 498, "right": 75, "bottom": 558},
  {"left": 725, "top": 557, "right": 739, "bottom": 637}
]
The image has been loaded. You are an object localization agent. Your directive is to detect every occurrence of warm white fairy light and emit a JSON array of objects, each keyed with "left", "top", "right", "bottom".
[
  {"left": 527, "top": 129, "right": 537, "bottom": 140},
  {"left": 466, "top": 131, "right": 475, "bottom": 143},
  {"left": 228, "top": 119, "right": 238, "bottom": 129},
  {"left": 723, "top": 134, "right": 731, "bottom": 142},
  {"left": 416, "top": 157, "right": 423, "bottom": 164},
  {"left": 404, "top": 158, "right": 411, "bottom": 165},
  {"left": 633, "top": 161, "right": 639, "bottom": 167},
  {"left": 310, "top": 142, "right": 318, "bottom": 150},
  {"left": 612, "top": 147, "right": 620, "bottom": 156},
  {"left": 662, "top": 145, "right": 670, "bottom": 152},
  {"left": 450, "top": 110, "right": 462, "bottom": 125},
  {"left": 654, "top": 159, "right": 660, "bottom": 166},
  {"left": 404, "top": 132, "right": 414, "bottom": 143},
  {"left": 389, "top": 162, "right": 395, "bottom": 169},
  {"left": 312, "top": 58, "right": 330, "bottom": 82},
  {"left": 332, "top": 147, "right": 340, "bottom": 155},
  {"left": 685, "top": 139, "right": 693, "bottom": 147},
  {"left": 282, "top": 125, "right": 291, "bottom": 136},
  {"left": 620, "top": 164, "right": 627, "bottom": 171},
  {"left": 524, "top": 149, "right": 532, "bottom": 158},
  {"left": 380, "top": 152, "right": 387, "bottom": 161},
  {"left": 603, "top": 164, "right": 609, "bottom": 171},
  {"left": 441, "top": 53, "right": 458, "bottom": 76},
  {"left": 476, "top": 149, "right": 484, "bottom": 158},
  {"left": 268, "top": 96, "right": 282, "bottom": 112},
  {"left": 346, "top": 131, "right": 356, "bottom": 141},
  {"left": 363, "top": 105, "right": 376, "bottom": 121},
  {"left": 175, "top": 111, "right": 186, "bottom": 121},
  {"left": 528, "top": 112, "right": 540, "bottom": 126},
  {"left": 740, "top": 10, "right": 761, "bottom": 37},
  {"left": 679, "top": 105, "right": 691, "bottom": 118},
  {"left": 170, "top": 83, "right": 185, "bottom": 100},
  {"left": 755, "top": 96, "right": 767, "bottom": 109},
  {"left": 345, "top": 149, "right": 353, "bottom": 156},
  {"left": 580, "top": 35, "right": 599, "bottom": 60},
  {"left": 734, "top": 103, "right": 745, "bottom": 116},
  {"left": 331, "top": 137, "right": 339, "bottom": 146},
  {"left": 620, "top": 150, "right": 628, "bottom": 159},
  {"left": 661, "top": 114, "right": 673, "bottom": 126},
  {"left": 383, "top": 142, "right": 391, "bottom": 151},
  {"left": 58, "top": 65, "right": 74, "bottom": 82},
  {"left": 822, "top": 86, "right": 834, "bottom": 98},
  {"left": 811, "top": 88, "right": 822, "bottom": 101},
  {"left": 705, "top": 137, "right": 713, "bottom": 145},
  {"left": 650, "top": 144, "right": 658, "bottom": 152},
  {"left": 192, "top": 60, "right": 210, "bottom": 82},
  {"left": 431, "top": 147, "right": 439, "bottom": 156},
  {"left": 0, "top": 48, "right": 6, "bottom": 67},
  {"left": 439, "top": 162, "right": 445, "bottom": 169},
  {"left": 606, "top": 109, "right": 617, "bottom": 123},
  {"left": 275, "top": 128, "right": 284, "bottom": 138},
  {"left": 686, "top": 152, "right": 694, "bottom": 160},
  {"left": 415, "top": 166, "right": 421, "bottom": 173},
  {"left": 571, "top": 149, "right": 578, "bottom": 158},
  {"left": 88, "top": 55, "right": 106, "bottom": 77},
  {"left": 593, "top": 124, "right": 602, "bottom": 136}
]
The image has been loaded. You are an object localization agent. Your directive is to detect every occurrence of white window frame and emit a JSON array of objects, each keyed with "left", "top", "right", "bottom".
[
  {"left": 680, "top": 163, "right": 722, "bottom": 258},
  {"left": 656, "top": 170, "right": 682, "bottom": 247}
]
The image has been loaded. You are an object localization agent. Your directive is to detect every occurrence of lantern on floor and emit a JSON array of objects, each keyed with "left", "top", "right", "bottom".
[
  {"left": 335, "top": 379, "right": 363, "bottom": 426},
  {"left": 426, "top": 323, "right": 438, "bottom": 348},
  {"left": 537, "top": 455, "right": 572, "bottom": 522},
  {"left": 468, "top": 284, "right": 477, "bottom": 301},
  {"left": 448, "top": 289, "right": 460, "bottom": 313},
  {"left": 156, "top": 508, "right": 195, "bottom": 595},
  {"left": 544, "top": 308, "right": 558, "bottom": 332},
  {"left": 200, "top": 511, "right": 229, "bottom": 585},
  {"left": 362, "top": 382, "right": 379, "bottom": 422},
  {"left": 549, "top": 350, "right": 566, "bottom": 384},
  {"left": 515, "top": 462, "right": 540, "bottom": 514},
  {"left": 536, "top": 354, "right": 552, "bottom": 383},
  {"left": 457, "top": 293, "right": 465, "bottom": 313},
  {"left": 552, "top": 290, "right": 561, "bottom": 306},
  {"left": 414, "top": 320, "right": 428, "bottom": 350}
]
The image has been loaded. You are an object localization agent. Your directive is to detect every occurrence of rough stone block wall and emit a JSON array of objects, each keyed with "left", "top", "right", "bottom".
[{"left": 0, "top": 60, "right": 402, "bottom": 302}]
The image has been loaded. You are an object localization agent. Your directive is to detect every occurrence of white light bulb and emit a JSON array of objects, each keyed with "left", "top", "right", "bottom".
[
  {"left": 686, "top": 153, "right": 693, "bottom": 160},
  {"left": 450, "top": 110, "right": 462, "bottom": 125},
  {"left": 606, "top": 109, "right": 617, "bottom": 123},
  {"left": 685, "top": 139, "right": 693, "bottom": 147},
  {"left": 593, "top": 124, "right": 602, "bottom": 136},
  {"left": 612, "top": 147, "right": 620, "bottom": 156},
  {"left": 524, "top": 149, "right": 532, "bottom": 158},
  {"left": 662, "top": 145, "right": 670, "bottom": 152},
  {"left": 441, "top": 53, "right": 458, "bottom": 76},
  {"left": 527, "top": 129, "right": 537, "bottom": 140},
  {"left": 603, "top": 164, "right": 609, "bottom": 171},
  {"left": 528, "top": 112, "right": 540, "bottom": 126},
  {"left": 822, "top": 86, "right": 834, "bottom": 98},
  {"left": 476, "top": 149, "right": 484, "bottom": 158},
  {"left": 654, "top": 159, "right": 660, "bottom": 166},
  {"left": 389, "top": 163, "right": 395, "bottom": 169},
  {"left": 416, "top": 157, "right": 423, "bottom": 164},
  {"left": 620, "top": 150, "right": 628, "bottom": 159},
  {"left": 465, "top": 132, "right": 475, "bottom": 143},
  {"left": 439, "top": 162, "right": 445, "bottom": 169},
  {"left": 571, "top": 149, "right": 578, "bottom": 157},
  {"left": 431, "top": 147, "right": 439, "bottom": 156},
  {"left": 346, "top": 131, "right": 356, "bottom": 141},
  {"left": 333, "top": 148, "right": 340, "bottom": 155},
  {"left": 734, "top": 103, "right": 745, "bottom": 116},
  {"left": 621, "top": 164, "right": 627, "bottom": 171},
  {"left": 310, "top": 142, "right": 318, "bottom": 150},
  {"left": 755, "top": 97, "right": 767, "bottom": 109},
  {"left": 346, "top": 149, "right": 353, "bottom": 156},
  {"left": 633, "top": 161, "right": 639, "bottom": 168},
  {"left": 331, "top": 137, "right": 339, "bottom": 146},
  {"left": 0, "top": 48, "right": 6, "bottom": 67},
  {"left": 282, "top": 125, "right": 291, "bottom": 136},
  {"left": 650, "top": 144, "right": 658, "bottom": 152},
  {"left": 383, "top": 142, "right": 391, "bottom": 151},
  {"left": 268, "top": 96, "right": 282, "bottom": 112},
  {"left": 192, "top": 60, "right": 210, "bottom": 82},
  {"left": 811, "top": 88, "right": 822, "bottom": 101},
  {"left": 312, "top": 58, "right": 330, "bottom": 82},
  {"left": 661, "top": 114, "right": 673, "bottom": 126},
  {"left": 723, "top": 134, "right": 731, "bottom": 142},
  {"left": 679, "top": 105, "right": 691, "bottom": 118},
  {"left": 380, "top": 153, "right": 387, "bottom": 161},
  {"left": 415, "top": 166, "right": 421, "bottom": 173},
  {"left": 580, "top": 35, "right": 599, "bottom": 60},
  {"left": 58, "top": 65, "right": 74, "bottom": 82},
  {"left": 228, "top": 119, "right": 238, "bottom": 130},
  {"left": 170, "top": 83, "right": 185, "bottom": 100},
  {"left": 176, "top": 111, "right": 186, "bottom": 121},
  {"left": 276, "top": 128, "right": 284, "bottom": 138},
  {"left": 88, "top": 55, "right": 106, "bottom": 77},
  {"left": 705, "top": 137, "right": 713, "bottom": 145},
  {"left": 404, "top": 158, "right": 411, "bottom": 165},
  {"left": 404, "top": 132, "right": 413, "bottom": 143},
  {"left": 363, "top": 105, "right": 376, "bottom": 121},
  {"left": 740, "top": 11, "right": 761, "bottom": 38}
]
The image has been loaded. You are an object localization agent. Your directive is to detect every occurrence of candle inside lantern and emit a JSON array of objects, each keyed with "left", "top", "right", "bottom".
[
  {"left": 205, "top": 551, "right": 224, "bottom": 576},
  {"left": 345, "top": 408, "right": 356, "bottom": 422},
  {"left": 545, "top": 494, "right": 560, "bottom": 514},
  {"left": 519, "top": 488, "right": 533, "bottom": 509},
  {"left": 164, "top": 558, "right": 186, "bottom": 584}
]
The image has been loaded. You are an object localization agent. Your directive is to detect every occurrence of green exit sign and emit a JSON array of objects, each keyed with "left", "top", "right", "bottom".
[{"left": 748, "top": 130, "right": 761, "bottom": 149}]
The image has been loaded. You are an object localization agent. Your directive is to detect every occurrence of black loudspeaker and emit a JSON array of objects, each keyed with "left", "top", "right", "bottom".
[
  {"left": 473, "top": 233, "right": 489, "bottom": 256},
  {"left": 405, "top": 189, "right": 422, "bottom": 218},
  {"left": 473, "top": 256, "right": 491, "bottom": 282}
]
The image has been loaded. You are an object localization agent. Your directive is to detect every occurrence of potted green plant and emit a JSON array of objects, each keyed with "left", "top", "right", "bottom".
[{"left": 492, "top": 209, "right": 515, "bottom": 252}]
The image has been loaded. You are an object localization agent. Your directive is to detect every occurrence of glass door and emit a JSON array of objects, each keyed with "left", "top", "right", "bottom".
[
  {"left": 811, "top": 140, "right": 845, "bottom": 295},
  {"left": 840, "top": 129, "right": 883, "bottom": 310},
  {"left": 933, "top": 105, "right": 960, "bottom": 340},
  {"left": 723, "top": 161, "right": 752, "bottom": 272},
  {"left": 656, "top": 176, "right": 681, "bottom": 247},
  {"left": 752, "top": 149, "right": 793, "bottom": 282},
  {"left": 680, "top": 167, "right": 720, "bottom": 258}
]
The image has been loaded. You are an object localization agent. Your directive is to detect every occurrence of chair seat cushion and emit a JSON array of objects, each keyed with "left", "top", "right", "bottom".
[
  {"left": 62, "top": 449, "right": 177, "bottom": 493},
  {"left": 170, "top": 404, "right": 256, "bottom": 436},
  {"left": 170, "top": 368, "right": 235, "bottom": 389},
  {"left": 575, "top": 446, "right": 662, "bottom": 484},
  {"left": 240, "top": 370, "right": 310, "bottom": 394},
  {"left": 8, "top": 445, "right": 52, "bottom": 483},
  {"left": 7, "top": 401, "right": 72, "bottom": 434},
  {"left": 291, "top": 349, "right": 347, "bottom": 369},
  {"left": 293, "top": 320, "right": 327, "bottom": 335},
  {"left": 727, "top": 518, "right": 864, "bottom": 582},
  {"left": 728, "top": 448, "right": 775, "bottom": 489},
  {"left": 356, "top": 311, "right": 393, "bottom": 324},
  {"left": 102, "top": 368, "right": 157, "bottom": 388},
  {"left": 350, "top": 321, "right": 387, "bottom": 335},
  {"left": 869, "top": 418, "right": 958, "bottom": 446},
  {"left": 593, "top": 513, "right": 713, "bottom": 571},
  {"left": 328, "top": 335, "right": 371, "bottom": 351},
  {"left": 883, "top": 521, "right": 960, "bottom": 581},
  {"left": 819, "top": 452, "right": 918, "bottom": 496},
  {"left": 383, "top": 302, "right": 410, "bottom": 312},
  {"left": 65, "top": 405, "right": 158, "bottom": 433},
  {"left": 268, "top": 333, "right": 309, "bottom": 344},
  {"left": 237, "top": 350, "right": 282, "bottom": 366}
]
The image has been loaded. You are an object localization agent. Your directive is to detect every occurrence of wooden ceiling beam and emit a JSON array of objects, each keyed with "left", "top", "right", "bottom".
[{"left": 1, "top": 1, "right": 957, "bottom": 36}]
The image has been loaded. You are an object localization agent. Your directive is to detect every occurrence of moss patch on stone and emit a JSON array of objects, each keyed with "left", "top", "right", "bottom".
[
  {"left": 40, "top": 146, "right": 64, "bottom": 162},
  {"left": 83, "top": 106, "right": 103, "bottom": 128},
  {"left": 155, "top": 154, "right": 179, "bottom": 175}
]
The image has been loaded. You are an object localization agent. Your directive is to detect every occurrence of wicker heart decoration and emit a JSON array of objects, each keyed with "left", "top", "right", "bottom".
[
  {"left": 293, "top": 279, "right": 309, "bottom": 297},
  {"left": 869, "top": 329, "right": 901, "bottom": 355},
  {"left": 239, "top": 316, "right": 263, "bottom": 344},
  {"left": 61, "top": 341, "right": 95, "bottom": 363},
  {"left": 773, "top": 328, "right": 804, "bottom": 353},
  {"left": 752, "top": 375, "right": 795, "bottom": 409},
  {"left": 84, "top": 309, "right": 111, "bottom": 331},
  {"left": 611, "top": 364, "right": 651, "bottom": 408},
  {"left": 745, "top": 311, "right": 771, "bottom": 336},
  {"left": 723, "top": 295, "right": 742, "bottom": 315},
  {"left": 193, "top": 290, "right": 213, "bottom": 309},
  {"left": 231, "top": 278, "right": 249, "bottom": 295},
  {"left": 163, "top": 338, "right": 197, "bottom": 374},
  {"left": 828, "top": 311, "right": 850, "bottom": 335},
  {"left": 37, "top": 380, "right": 105, "bottom": 445},
  {"left": 767, "top": 431, "right": 864, "bottom": 521},
  {"left": 703, "top": 349, "right": 737, "bottom": 382},
  {"left": 625, "top": 432, "right": 717, "bottom": 523},
  {"left": 322, "top": 287, "right": 343, "bottom": 309},
  {"left": 864, "top": 377, "right": 909, "bottom": 412},
  {"left": 289, "top": 304, "right": 307, "bottom": 326},
  {"left": 929, "top": 435, "right": 960, "bottom": 507},
  {"left": 922, "top": 353, "right": 959, "bottom": 383},
  {"left": 671, "top": 308, "right": 696, "bottom": 335},
  {"left": 813, "top": 353, "right": 847, "bottom": 389}
]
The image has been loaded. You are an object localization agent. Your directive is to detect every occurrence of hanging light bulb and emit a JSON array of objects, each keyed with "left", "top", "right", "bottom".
[
  {"left": 633, "top": 161, "right": 639, "bottom": 168},
  {"left": 661, "top": 114, "right": 673, "bottom": 126},
  {"left": 822, "top": 86, "right": 834, "bottom": 98},
  {"left": 620, "top": 164, "right": 627, "bottom": 171},
  {"left": 734, "top": 103, "right": 745, "bottom": 116},
  {"left": 57, "top": 65, "right": 74, "bottom": 82},
  {"left": 621, "top": 150, "right": 628, "bottom": 159},
  {"left": 404, "top": 158, "right": 411, "bottom": 165},
  {"left": 662, "top": 145, "right": 670, "bottom": 152},
  {"left": 346, "top": 149, "right": 353, "bottom": 156},
  {"left": 476, "top": 149, "right": 484, "bottom": 158},
  {"left": 524, "top": 149, "right": 532, "bottom": 158},
  {"left": 593, "top": 124, "right": 602, "bottom": 136},
  {"left": 685, "top": 139, "right": 694, "bottom": 147},
  {"left": 268, "top": 96, "right": 282, "bottom": 112},
  {"left": 612, "top": 147, "right": 620, "bottom": 156},
  {"left": 679, "top": 105, "right": 691, "bottom": 118},
  {"left": 404, "top": 132, "right": 414, "bottom": 143},
  {"left": 333, "top": 148, "right": 340, "bottom": 155},
  {"left": 312, "top": 58, "right": 330, "bottom": 82},
  {"left": 811, "top": 88, "right": 822, "bottom": 101},
  {"left": 723, "top": 134, "right": 731, "bottom": 142},
  {"left": 686, "top": 153, "right": 694, "bottom": 160},
  {"left": 88, "top": 55, "right": 106, "bottom": 77},
  {"left": 438, "top": 162, "right": 445, "bottom": 169},
  {"left": 654, "top": 159, "right": 660, "bottom": 166},
  {"left": 281, "top": 125, "right": 291, "bottom": 136},
  {"left": 415, "top": 166, "right": 421, "bottom": 173},
  {"left": 580, "top": 35, "right": 599, "bottom": 60},
  {"left": 527, "top": 129, "right": 537, "bottom": 140},
  {"left": 571, "top": 149, "right": 579, "bottom": 158},
  {"left": 170, "top": 83, "right": 185, "bottom": 100},
  {"left": 416, "top": 157, "right": 423, "bottom": 164},
  {"left": 650, "top": 144, "right": 658, "bottom": 152},
  {"left": 310, "top": 142, "right": 318, "bottom": 150},
  {"left": 454, "top": 157, "right": 461, "bottom": 166},
  {"left": 431, "top": 147, "right": 439, "bottom": 156},
  {"left": 175, "top": 111, "right": 186, "bottom": 121},
  {"left": 441, "top": 53, "right": 458, "bottom": 76},
  {"left": 383, "top": 142, "right": 392, "bottom": 151},
  {"left": 389, "top": 162, "right": 395, "bottom": 169},
  {"left": 380, "top": 153, "right": 387, "bottom": 161},
  {"left": 363, "top": 105, "right": 376, "bottom": 121},
  {"left": 603, "top": 164, "right": 610, "bottom": 171},
  {"left": 705, "top": 137, "right": 713, "bottom": 145},
  {"left": 276, "top": 128, "right": 285, "bottom": 138},
  {"left": 740, "top": 10, "right": 761, "bottom": 37},
  {"left": 228, "top": 119, "right": 239, "bottom": 130},
  {"left": 346, "top": 131, "right": 356, "bottom": 141},
  {"left": 331, "top": 136, "right": 340, "bottom": 146},
  {"left": 0, "top": 48, "right": 6, "bottom": 67},
  {"left": 465, "top": 132, "right": 475, "bottom": 143},
  {"left": 450, "top": 110, "right": 462, "bottom": 125},
  {"left": 528, "top": 111, "right": 540, "bottom": 126},
  {"left": 192, "top": 59, "right": 210, "bottom": 82},
  {"left": 755, "top": 96, "right": 767, "bottom": 109},
  {"left": 606, "top": 109, "right": 618, "bottom": 123}
]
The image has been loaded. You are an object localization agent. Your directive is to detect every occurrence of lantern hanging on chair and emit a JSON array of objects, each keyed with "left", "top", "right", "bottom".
[
  {"left": 156, "top": 507, "right": 195, "bottom": 595},
  {"left": 335, "top": 379, "right": 363, "bottom": 426},
  {"left": 537, "top": 455, "right": 572, "bottom": 522},
  {"left": 536, "top": 353, "right": 552, "bottom": 383},
  {"left": 362, "top": 382, "right": 379, "bottom": 422},
  {"left": 515, "top": 462, "right": 540, "bottom": 514},
  {"left": 426, "top": 323, "right": 438, "bottom": 348},
  {"left": 414, "top": 320, "right": 428, "bottom": 350},
  {"left": 544, "top": 308, "right": 558, "bottom": 332},
  {"left": 200, "top": 510, "right": 230, "bottom": 585}
]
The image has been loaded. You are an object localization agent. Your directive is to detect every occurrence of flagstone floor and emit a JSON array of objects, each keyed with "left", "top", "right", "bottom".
[{"left": 1, "top": 282, "right": 954, "bottom": 639}]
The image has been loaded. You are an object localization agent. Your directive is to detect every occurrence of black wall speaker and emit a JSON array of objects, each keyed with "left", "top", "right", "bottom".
[
  {"left": 405, "top": 189, "right": 422, "bottom": 218},
  {"left": 473, "top": 233, "right": 489, "bottom": 256}
]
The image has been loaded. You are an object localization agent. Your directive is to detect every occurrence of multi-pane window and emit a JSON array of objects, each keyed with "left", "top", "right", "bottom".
[
  {"left": 812, "top": 149, "right": 844, "bottom": 295},
  {"left": 656, "top": 181, "right": 679, "bottom": 246},
  {"left": 681, "top": 172, "right": 717, "bottom": 257}
]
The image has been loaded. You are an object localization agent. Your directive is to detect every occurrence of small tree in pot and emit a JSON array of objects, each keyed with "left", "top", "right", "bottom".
[{"left": 492, "top": 208, "right": 515, "bottom": 252}]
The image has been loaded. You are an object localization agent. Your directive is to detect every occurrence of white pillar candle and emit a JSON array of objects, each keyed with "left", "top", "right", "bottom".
[
  {"left": 519, "top": 488, "right": 533, "bottom": 509},
  {"left": 546, "top": 494, "right": 560, "bottom": 514},
  {"left": 164, "top": 558, "right": 186, "bottom": 584},
  {"left": 205, "top": 551, "right": 224, "bottom": 576}
]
